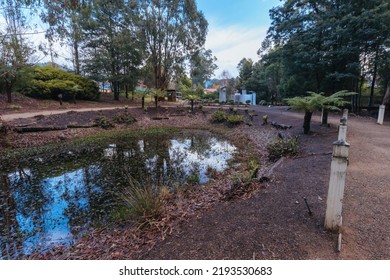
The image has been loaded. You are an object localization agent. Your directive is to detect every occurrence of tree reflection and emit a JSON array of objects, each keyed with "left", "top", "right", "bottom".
[
  {"left": 0, "top": 131, "right": 236, "bottom": 258},
  {"left": 0, "top": 174, "right": 21, "bottom": 259}
]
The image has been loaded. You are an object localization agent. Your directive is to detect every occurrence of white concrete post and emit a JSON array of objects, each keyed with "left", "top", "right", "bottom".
[
  {"left": 325, "top": 140, "right": 350, "bottom": 231},
  {"left": 377, "top": 105, "right": 385, "bottom": 125},
  {"left": 342, "top": 109, "right": 348, "bottom": 121},
  {"left": 338, "top": 117, "right": 347, "bottom": 141}
]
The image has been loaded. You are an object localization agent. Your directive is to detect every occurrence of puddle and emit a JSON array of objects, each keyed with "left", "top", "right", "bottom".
[{"left": 0, "top": 130, "right": 236, "bottom": 259}]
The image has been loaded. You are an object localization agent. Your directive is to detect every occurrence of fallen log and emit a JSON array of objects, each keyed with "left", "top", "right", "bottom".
[
  {"left": 169, "top": 114, "right": 186, "bottom": 117},
  {"left": 151, "top": 117, "right": 170, "bottom": 120},
  {"left": 67, "top": 124, "right": 98, "bottom": 128},
  {"left": 14, "top": 126, "right": 68, "bottom": 133},
  {"left": 14, "top": 121, "right": 38, "bottom": 128},
  {"left": 271, "top": 121, "right": 292, "bottom": 130},
  {"left": 259, "top": 157, "right": 285, "bottom": 182}
]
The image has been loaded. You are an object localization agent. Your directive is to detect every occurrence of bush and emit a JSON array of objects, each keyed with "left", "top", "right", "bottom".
[
  {"left": 23, "top": 66, "right": 100, "bottom": 101},
  {"left": 113, "top": 113, "right": 137, "bottom": 125},
  {"left": 95, "top": 116, "right": 115, "bottom": 129},
  {"left": 226, "top": 114, "right": 244, "bottom": 125},
  {"left": 210, "top": 110, "right": 226, "bottom": 123},
  {"left": 267, "top": 137, "right": 299, "bottom": 161},
  {"left": 201, "top": 92, "right": 218, "bottom": 101}
]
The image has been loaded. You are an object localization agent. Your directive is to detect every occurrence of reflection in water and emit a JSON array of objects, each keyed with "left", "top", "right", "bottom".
[{"left": 0, "top": 131, "right": 236, "bottom": 259}]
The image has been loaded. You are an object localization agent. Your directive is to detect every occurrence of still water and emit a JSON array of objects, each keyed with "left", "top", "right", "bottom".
[{"left": 0, "top": 130, "right": 236, "bottom": 259}]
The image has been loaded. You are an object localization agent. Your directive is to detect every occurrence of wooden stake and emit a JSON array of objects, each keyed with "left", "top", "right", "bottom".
[{"left": 337, "top": 233, "right": 342, "bottom": 252}]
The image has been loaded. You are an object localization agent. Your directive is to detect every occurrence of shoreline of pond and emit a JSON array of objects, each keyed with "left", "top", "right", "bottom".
[{"left": 1, "top": 106, "right": 277, "bottom": 259}]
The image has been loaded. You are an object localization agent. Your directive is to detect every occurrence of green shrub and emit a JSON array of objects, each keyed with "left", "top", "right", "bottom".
[
  {"left": 267, "top": 137, "right": 299, "bottom": 161},
  {"left": 226, "top": 114, "right": 244, "bottom": 125},
  {"left": 23, "top": 66, "right": 100, "bottom": 101},
  {"left": 95, "top": 116, "right": 115, "bottom": 129},
  {"left": 210, "top": 110, "right": 226, "bottom": 123},
  {"left": 187, "top": 172, "right": 200, "bottom": 185},
  {"left": 113, "top": 114, "right": 136, "bottom": 125}
]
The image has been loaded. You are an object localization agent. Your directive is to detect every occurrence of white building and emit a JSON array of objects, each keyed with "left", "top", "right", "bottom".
[{"left": 219, "top": 87, "right": 256, "bottom": 105}]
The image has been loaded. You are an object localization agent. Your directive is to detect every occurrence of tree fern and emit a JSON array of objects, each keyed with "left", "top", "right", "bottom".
[{"left": 285, "top": 90, "right": 356, "bottom": 134}]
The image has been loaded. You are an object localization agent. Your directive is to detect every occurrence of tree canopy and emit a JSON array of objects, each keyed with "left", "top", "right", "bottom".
[
  {"left": 140, "top": 0, "right": 208, "bottom": 89},
  {"left": 1, "top": 0, "right": 211, "bottom": 103},
  {"left": 235, "top": 0, "right": 390, "bottom": 109}
]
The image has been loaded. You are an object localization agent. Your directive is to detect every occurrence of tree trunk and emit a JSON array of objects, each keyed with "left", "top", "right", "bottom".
[
  {"left": 383, "top": 83, "right": 390, "bottom": 105},
  {"left": 154, "top": 96, "right": 158, "bottom": 108},
  {"left": 113, "top": 82, "right": 120, "bottom": 101},
  {"left": 321, "top": 108, "right": 329, "bottom": 126},
  {"left": 7, "top": 91, "right": 12, "bottom": 103},
  {"left": 125, "top": 84, "right": 129, "bottom": 99},
  {"left": 303, "top": 111, "right": 313, "bottom": 134},
  {"left": 73, "top": 39, "right": 80, "bottom": 75},
  {"left": 4, "top": 73, "right": 12, "bottom": 103},
  {"left": 369, "top": 48, "right": 379, "bottom": 107},
  {"left": 141, "top": 96, "right": 145, "bottom": 109}
]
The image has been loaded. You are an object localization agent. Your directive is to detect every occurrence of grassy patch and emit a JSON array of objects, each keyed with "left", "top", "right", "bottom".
[
  {"left": 7, "top": 104, "right": 22, "bottom": 110},
  {"left": 119, "top": 176, "right": 167, "bottom": 227}
]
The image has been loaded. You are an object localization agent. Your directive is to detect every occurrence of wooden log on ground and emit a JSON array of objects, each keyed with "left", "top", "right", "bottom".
[
  {"left": 151, "top": 117, "right": 170, "bottom": 120},
  {"left": 271, "top": 121, "right": 292, "bottom": 129},
  {"left": 67, "top": 124, "right": 98, "bottom": 128},
  {"left": 14, "top": 126, "right": 68, "bottom": 133},
  {"left": 14, "top": 121, "right": 38, "bottom": 128},
  {"left": 259, "top": 157, "right": 285, "bottom": 182}
]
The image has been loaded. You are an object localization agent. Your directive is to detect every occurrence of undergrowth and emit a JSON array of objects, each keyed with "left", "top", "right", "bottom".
[
  {"left": 119, "top": 176, "right": 167, "bottom": 228},
  {"left": 267, "top": 137, "right": 299, "bottom": 161}
]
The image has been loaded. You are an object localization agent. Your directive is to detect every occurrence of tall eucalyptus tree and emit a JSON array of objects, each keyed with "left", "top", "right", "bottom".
[
  {"left": 40, "top": 0, "right": 92, "bottom": 74},
  {"left": 82, "top": 0, "right": 143, "bottom": 101},
  {"left": 0, "top": 0, "right": 35, "bottom": 103},
  {"left": 140, "top": 0, "right": 208, "bottom": 89}
]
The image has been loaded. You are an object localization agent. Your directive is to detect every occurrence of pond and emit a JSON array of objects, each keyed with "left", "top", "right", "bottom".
[{"left": 0, "top": 130, "right": 236, "bottom": 259}]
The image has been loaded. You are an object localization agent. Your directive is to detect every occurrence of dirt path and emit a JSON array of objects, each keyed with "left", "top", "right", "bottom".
[
  {"left": 341, "top": 116, "right": 390, "bottom": 259},
  {"left": 1, "top": 106, "right": 129, "bottom": 122}
]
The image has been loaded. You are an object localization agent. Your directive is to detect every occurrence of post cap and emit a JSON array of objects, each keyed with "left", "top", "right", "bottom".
[
  {"left": 340, "top": 116, "right": 347, "bottom": 125},
  {"left": 333, "top": 139, "right": 350, "bottom": 147}
]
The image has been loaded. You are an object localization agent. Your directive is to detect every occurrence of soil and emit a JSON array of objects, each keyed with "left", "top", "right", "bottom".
[{"left": 1, "top": 94, "right": 389, "bottom": 260}]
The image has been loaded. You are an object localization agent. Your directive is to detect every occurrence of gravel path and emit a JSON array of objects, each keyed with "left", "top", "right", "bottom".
[
  {"left": 341, "top": 116, "right": 390, "bottom": 259},
  {"left": 1, "top": 107, "right": 127, "bottom": 121}
]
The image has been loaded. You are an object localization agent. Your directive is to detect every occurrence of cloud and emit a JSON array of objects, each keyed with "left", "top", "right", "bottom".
[{"left": 205, "top": 22, "right": 268, "bottom": 78}]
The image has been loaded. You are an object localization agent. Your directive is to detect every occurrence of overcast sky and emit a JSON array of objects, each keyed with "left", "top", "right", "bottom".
[{"left": 196, "top": 0, "right": 281, "bottom": 78}]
